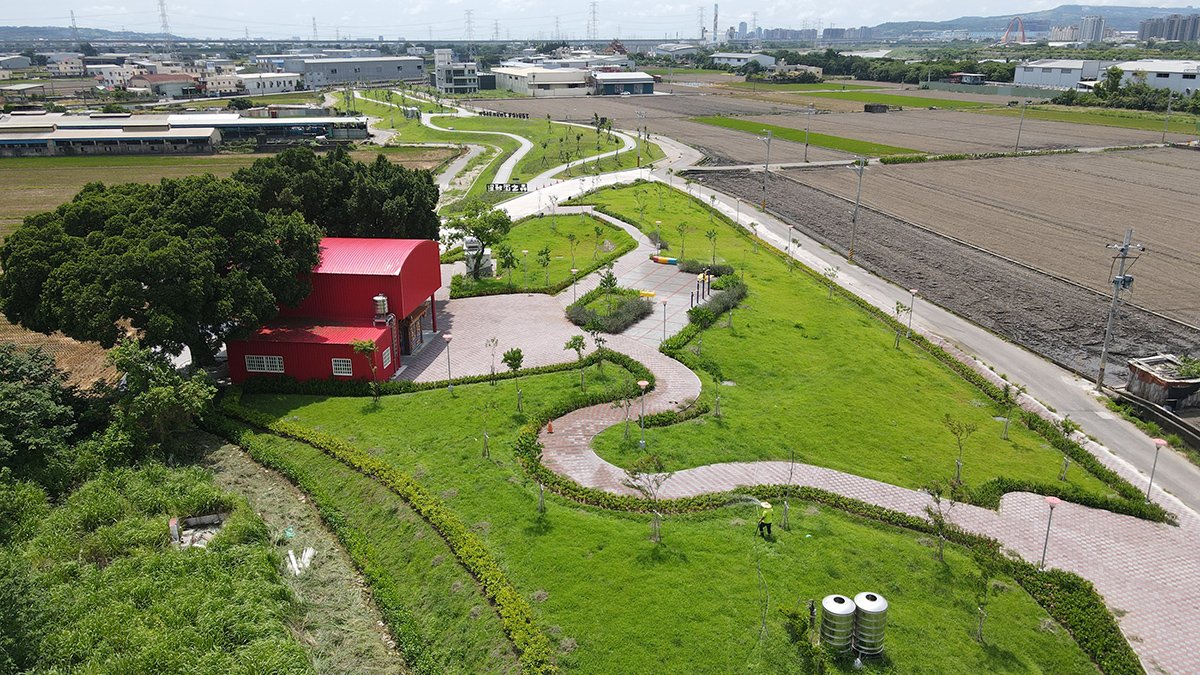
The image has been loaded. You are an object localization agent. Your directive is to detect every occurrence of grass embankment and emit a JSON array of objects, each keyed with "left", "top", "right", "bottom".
[
  {"left": 975, "top": 103, "right": 1200, "bottom": 135},
  {"left": 691, "top": 116, "right": 922, "bottom": 157},
  {"left": 802, "top": 91, "right": 1000, "bottom": 110},
  {"left": 240, "top": 368, "right": 1100, "bottom": 673},
  {"left": 3, "top": 464, "right": 310, "bottom": 672},
  {"left": 451, "top": 213, "right": 635, "bottom": 297},
  {"left": 724, "top": 81, "right": 879, "bottom": 91},
  {"left": 571, "top": 184, "right": 1110, "bottom": 501}
]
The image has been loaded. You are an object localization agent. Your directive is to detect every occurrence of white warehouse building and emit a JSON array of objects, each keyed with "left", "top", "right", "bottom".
[
  {"left": 492, "top": 66, "right": 589, "bottom": 97},
  {"left": 1115, "top": 59, "right": 1200, "bottom": 95},
  {"left": 237, "top": 72, "right": 302, "bottom": 93},
  {"left": 710, "top": 53, "right": 777, "bottom": 68},
  {"left": 1013, "top": 59, "right": 1114, "bottom": 89}
]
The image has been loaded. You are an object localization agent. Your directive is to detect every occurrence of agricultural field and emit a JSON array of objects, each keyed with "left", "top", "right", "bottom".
[
  {"left": 0, "top": 147, "right": 456, "bottom": 240},
  {"left": 723, "top": 81, "right": 879, "bottom": 92},
  {"left": 692, "top": 116, "right": 922, "bottom": 156},
  {"left": 799, "top": 90, "right": 1001, "bottom": 110},
  {"left": 737, "top": 108, "right": 1188, "bottom": 155},
  {"left": 783, "top": 147, "right": 1200, "bottom": 327},
  {"left": 238, "top": 367, "right": 1103, "bottom": 673},
  {"left": 977, "top": 103, "right": 1200, "bottom": 135}
]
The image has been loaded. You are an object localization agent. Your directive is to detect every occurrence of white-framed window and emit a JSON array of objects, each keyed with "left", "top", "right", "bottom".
[
  {"left": 382, "top": 347, "right": 392, "bottom": 368},
  {"left": 245, "top": 354, "right": 284, "bottom": 373},
  {"left": 331, "top": 358, "right": 353, "bottom": 377}
]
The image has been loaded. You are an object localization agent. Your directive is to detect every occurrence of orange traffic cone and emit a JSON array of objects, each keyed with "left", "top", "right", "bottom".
[{"left": 547, "top": 420, "right": 554, "bottom": 434}]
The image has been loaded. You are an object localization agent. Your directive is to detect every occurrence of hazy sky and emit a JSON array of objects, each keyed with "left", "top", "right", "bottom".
[{"left": 7, "top": 1, "right": 1186, "bottom": 40}]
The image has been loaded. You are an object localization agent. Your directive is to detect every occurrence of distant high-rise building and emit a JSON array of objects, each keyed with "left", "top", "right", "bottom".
[
  {"left": 1049, "top": 25, "right": 1080, "bottom": 41},
  {"left": 822, "top": 27, "right": 846, "bottom": 41},
  {"left": 1080, "top": 15, "right": 1106, "bottom": 43},
  {"left": 738, "top": 21, "right": 747, "bottom": 39}
]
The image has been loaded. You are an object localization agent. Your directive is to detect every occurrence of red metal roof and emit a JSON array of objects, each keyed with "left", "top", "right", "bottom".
[
  {"left": 314, "top": 238, "right": 428, "bottom": 276},
  {"left": 241, "top": 321, "right": 388, "bottom": 345}
]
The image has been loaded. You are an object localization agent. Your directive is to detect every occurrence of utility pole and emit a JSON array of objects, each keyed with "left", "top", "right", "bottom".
[
  {"left": 803, "top": 104, "right": 814, "bottom": 162},
  {"left": 758, "top": 129, "right": 772, "bottom": 210},
  {"left": 465, "top": 9, "right": 474, "bottom": 58},
  {"left": 589, "top": 1, "right": 599, "bottom": 41},
  {"left": 312, "top": 17, "right": 318, "bottom": 42},
  {"left": 1096, "top": 228, "right": 1144, "bottom": 391},
  {"left": 493, "top": 20, "right": 500, "bottom": 42},
  {"left": 1161, "top": 94, "right": 1171, "bottom": 142},
  {"left": 70, "top": 11, "right": 80, "bottom": 44},
  {"left": 847, "top": 157, "right": 866, "bottom": 261},
  {"left": 157, "top": 0, "right": 172, "bottom": 54},
  {"left": 1014, "top": 99, "right": 1030, "bottom": 152}
]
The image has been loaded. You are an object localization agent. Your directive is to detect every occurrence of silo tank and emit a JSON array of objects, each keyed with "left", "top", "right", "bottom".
[
  {"left": 820, "top": 594, "right": 856, "bottom": 653},
  {"left": 853, "top": 591, "right": 888, "bottom": 657}
]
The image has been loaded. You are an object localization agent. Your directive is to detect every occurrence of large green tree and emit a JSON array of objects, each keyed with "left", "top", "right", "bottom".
[
  {"left": 0, "top": 176, "right": 322, "bottom": 365},
  {"left": 0, "top": 345, "right": 76, "bottom": 482},
  {"left": 447, "top": 200, "right": 513, "bottom": 281},
  {"left": 234, "top": 146, "right": 441, "bottom": 240}
]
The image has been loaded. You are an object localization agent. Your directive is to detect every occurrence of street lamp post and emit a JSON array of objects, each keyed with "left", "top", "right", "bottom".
[
  {"left": 847, "top": 157, "right": 866, "bottom": 261},
  {"left": 1014, "top": 99, "right": 1031, "bottom": 152},
  {"left": 803, "top": 104, "right": 815, "bottom": 163},
  {"left": 1147, "top": 438, "right": 1168, "bottom": 501},
  {"left": 735, "top": 198, "right": 741, "bottom": 225},
  {"left": 907, "top": 288, "right": 918, "bottom": 337},
  {"left": 1039, "top": 496, "right": 1061, "bottom": 570},
  {"left": 758, "top": 129, "right": 772, "bottom": 210},
  {"left": 522, "top": 249, "right": 529, "bottom": 289},
  {"left": 661, "top": 299, "right": 668, "bottom": 342},
  {"left": 570, "top": 267, "right": 579, "bottom": 302},
  {"left": 654, "top": 220, "right": 662, "bottom": 253},
  {"left": 442, "top": 333, "right": 454, "bottom": 392},
  {"left": 637, "top": 379, "right": 650, "bottom": 449}
]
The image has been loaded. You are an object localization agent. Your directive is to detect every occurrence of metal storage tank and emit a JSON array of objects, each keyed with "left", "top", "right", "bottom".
[
  {"left": 853, "top": 592, "right": 889, "bottom": 657},
  {"left": 820, "top": 594, "right": 857, "bottom": 652}
]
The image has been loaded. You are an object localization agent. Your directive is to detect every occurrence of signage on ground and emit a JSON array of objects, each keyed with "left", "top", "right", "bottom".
[{"left": 487, "top": 183, "right": 529, "bottom": 192}]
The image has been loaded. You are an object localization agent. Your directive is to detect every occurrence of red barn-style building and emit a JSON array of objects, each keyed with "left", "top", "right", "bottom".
[{"left": 227, "top": 237, "right": 441, "bottom": 384}]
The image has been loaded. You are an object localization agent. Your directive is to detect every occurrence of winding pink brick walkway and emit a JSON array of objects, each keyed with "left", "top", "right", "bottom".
[{"left": 540, "top": 339, "right": 1200, "bottom": 675}]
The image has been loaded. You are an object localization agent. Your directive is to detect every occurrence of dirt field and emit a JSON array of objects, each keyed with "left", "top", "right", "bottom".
[
  {"left": 782, "top": 148, "right": 1200, "bottom": 327},
  {"left": 700, "top": 168, "right": 1200, "bottom": 384},
  {"left": 0, "top": 322, "right": 114, "bottom": 387},
  {"left": 0, "top": 146, "right": 456, "bottom": 237},
  {"left": 742, "top": 109, "right": 1188, "bottom": 154}
]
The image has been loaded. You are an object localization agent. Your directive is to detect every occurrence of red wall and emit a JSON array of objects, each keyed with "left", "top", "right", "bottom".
[
  {"left": 227, "top": 331, "right": 394, "bottom": 384},
  {"left": 279, "top": 240, "right": 441, "bottom": 322}
]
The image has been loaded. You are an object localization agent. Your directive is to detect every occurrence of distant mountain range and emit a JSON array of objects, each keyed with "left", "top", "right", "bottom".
[
  {"left": 873, "top": 4, "right": 1200, "bottom": 36},
  {"left": 0, "top": 25, "right": 178, "bottom": 41}
]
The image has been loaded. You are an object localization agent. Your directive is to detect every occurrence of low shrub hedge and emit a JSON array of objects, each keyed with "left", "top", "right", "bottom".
[
  {"left": 215, "top": 392, "right": 558, "bottom": 674},
  {"left": 565, "top": 287, "right": 654, "bottom": 333},
  {"left": 678, "top": 259, "right": 734, "bottom": 276},
  {"left": 880, "top": 148, "right": 1078, "bottom": 165},
  {"left": 440, "top": 246, "right": 464, "bottom": 263}
]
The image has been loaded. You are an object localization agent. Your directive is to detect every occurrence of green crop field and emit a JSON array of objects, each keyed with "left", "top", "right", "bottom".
[
  {"left": 976, "top": 104, "right": 1200, "bottom": 135},
  {"left": 802, "top": 91, "right": 1000, "bottom": 110},
  {"left": 725, "top": 81, "right": 879, "bottom": 91},
  {"left": 241, "top": 365, "right": 1100, "bottom": 673},
  {"left": 692, "top": 117, "right": 923, "bottom": 156}
]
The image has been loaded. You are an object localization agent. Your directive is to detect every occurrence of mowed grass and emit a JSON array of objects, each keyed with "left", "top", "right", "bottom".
[
  {"left": 692, "top": 116, "right": 922, "bottom": 157},
  {"left": 976, "top": 103, "right": 1200, "bottom": 135},
  {"left": 0, "top": 147, "right": 456, "bottom": 240},
  {"left": 243, "top": 368, "right": 1099, "bottom": 673},
  {"left": 574, "top": 184, "right": 1113, "bottom": 499},
  {"left": 725, "top": 81, "right": 879, "bottom": 91},
  {"left": 804, "top": 90, "right": 1000, "bottom": 110},
  {"left": 455, "top": 213, "right": 634, "bottom": 294}
]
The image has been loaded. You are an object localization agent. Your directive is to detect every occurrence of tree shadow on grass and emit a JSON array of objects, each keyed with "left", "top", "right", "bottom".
[
  {"left": 523, "top": 513, "right": 554, "bottom": 537},
  {"left": 635, "top": 542, "right": 689, "bottom": 566},
  {"left": 979, "top": 639, "right": 1024, "bottom": 671},
  {"left": 359, "top": 399, "right": 383, "bottom": 415}
]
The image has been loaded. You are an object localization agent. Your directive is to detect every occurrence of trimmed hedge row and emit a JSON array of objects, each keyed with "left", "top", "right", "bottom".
[
  {"left": 565, "top": 288, "right": 654, "bottom": 333},
  {"left": 202, "top": 415, "right": 441, "bottom": 674},
  {"left": 240, "top": 350, "right": 637, "bottom": 398},
  {"left": 216, "top": 390, "right": 559, "bottom": 674},
  {"left": 879, "top": 148, "right": 1079, "bottom": 165}
]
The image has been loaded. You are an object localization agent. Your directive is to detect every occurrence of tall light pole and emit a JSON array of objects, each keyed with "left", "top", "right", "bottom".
[
  {"left": 1147, "top": 438, "right": 1168, "bottom": 501},
  {"left": 570, "top": 267, "right": 579, "bottom": 302},
  {"left": 442, "top": 333, "right": 454, "bottom": 392},
  {"left": 1014, "top": 99, "right": 1031, "bottom": 152},
  {"left": 661, "top": 299, "right": 668, "bottom": 342},
  {"left": 654, "top": 220, "right": 662, "bottom": 253},
  {"left": 802, "top": 104, "right": 815, "bottom": 163},
  {"left": 1162, "top": 95, "right": 1173, "bottom": 144},
  {"left": 907, "top": 288, "right": 918, "bottom": 337},
  {"left": 758, "top": 129, "right": 772, "bottom": 210},
  {"left": 847, "top": 157, "right": 866, "bottom": 261},
  {"left": 1039, "top": 496, "right": 1061, "bottom": 570},
  {"left": 637, "top": 379, "right": 649, "bottom": 449},
  {"left": 522, "top": 249, "right": 529, "bottom": 288},
  {"left": 636, "top": 109, "right": 646, "bottom": 166},
  {"left": 735, "top": 198, "right": 741, "bottom": 225},
  {"left": 1096, "top": 228, "right": 1144, "bottom": 392}
]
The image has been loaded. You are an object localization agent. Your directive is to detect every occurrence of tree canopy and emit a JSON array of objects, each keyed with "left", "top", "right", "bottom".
[
  {"left": 234, "top": 146, "right": 441, "bottom": 240},
  {"left": 447, "top": 200, "right": 512, "bottom": 281},
  {"left": 0, "top": 175, "right": 322, "bottom": 364}
]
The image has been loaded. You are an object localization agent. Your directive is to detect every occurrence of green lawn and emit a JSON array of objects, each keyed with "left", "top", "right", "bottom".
[
  {"left": 976, "top": 104, "right": 1200, "bottom": 135},
  {"left": 803, "top": 91, "right": 1000, "bottom": 110},
  {"left": 433, "top": 115, "right": 628, "bottom": 182},
  {"left": 453, "top": 213, "right": 634, "bottom": 295},
  {"left": 692, "top": 117, "right": 922, "bottom": 157},
  {"left": 725, "top": 81, "right": 879, "bottom": 91},
  {"left": 242, "top": 367, "right": 1099, "bottom": 673},
  {"left": 571, "top": 184, "right": 1112, "bottom": 501}
]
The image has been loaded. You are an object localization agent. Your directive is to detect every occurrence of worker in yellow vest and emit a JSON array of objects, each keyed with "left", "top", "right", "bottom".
[{"left": 757, "top": 501, "right": 773, "bottom": 538}]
